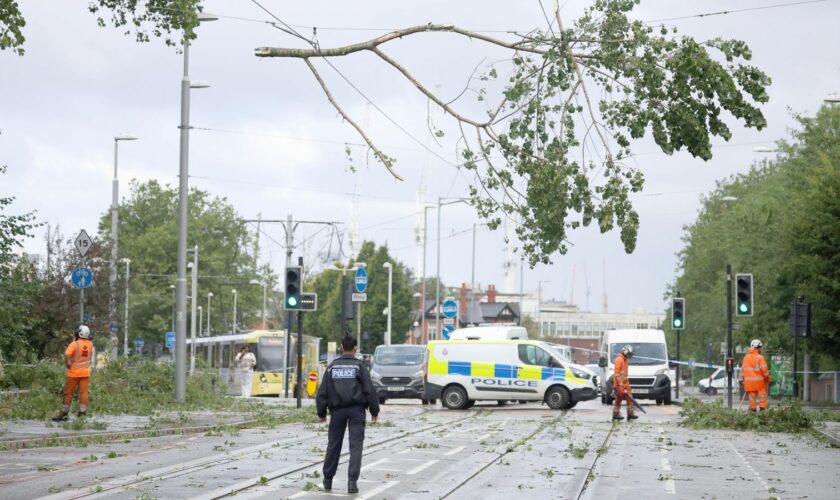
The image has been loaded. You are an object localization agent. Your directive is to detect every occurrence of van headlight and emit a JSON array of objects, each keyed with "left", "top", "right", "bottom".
[
  {"left": 655, "top": 368, "right": 669, "bottom": 376},
  {"left": 413, "top": 370, "right": 425, "bottom": 379},
  {"left": 571, "top": 368, "right": 590, "bottom": 379},
  {"left": 370, "top": 370, "right": 382, "bottom": 381}
]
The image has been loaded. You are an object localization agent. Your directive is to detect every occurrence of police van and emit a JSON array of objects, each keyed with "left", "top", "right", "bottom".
[{"left": 424, "top": 340, "right": 598, "bottom": 410}]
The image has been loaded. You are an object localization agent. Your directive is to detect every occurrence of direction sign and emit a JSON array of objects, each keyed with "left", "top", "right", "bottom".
[
  {"left": 71, "top": 267, "right": 93, "bottom": 289},
  {"left": 134, "top": 336, "right": 145, "bottom": 349},
  {"left": 442, "top": 324, "right": 455, "bottom": 340},
  {"left": 354, "top": 267, "right": 368, "bottom": 293},
  {"left": 441, "top": 299, "right": 458, "bottom": 319},
  {"left": 74, "top": 230, "right": 92, "bottom": 257},
  {"left": 352, "top": 292, "right": 367, "bottom": 302},
  {"left": 165, "top": 331, "right": 176, "bottom": 350}
]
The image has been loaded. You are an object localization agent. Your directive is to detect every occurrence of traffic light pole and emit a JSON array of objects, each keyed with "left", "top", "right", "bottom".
[{"left": 726, "top": 264, "right": 733, "bottom": 409}]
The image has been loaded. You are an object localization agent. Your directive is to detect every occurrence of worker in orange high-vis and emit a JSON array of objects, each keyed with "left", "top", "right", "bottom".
[
  {"left": 612, "top": 345, "right": 638, "bottom": 421},
  {"left": 740, "top": 339, "right": 771, "bottom": 412},
  {"left": 52, "top": 325, "right": 95, "bottom": 421}
]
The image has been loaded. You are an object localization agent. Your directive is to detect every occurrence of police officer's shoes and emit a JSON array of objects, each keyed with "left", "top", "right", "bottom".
[
  {"left": 323, "top": 477, "right": 332, "bottom": 491},
  {"left": 348, "top": 480, "right": 358, "bottom": 494},
  {"left": 611, "top": 415, "right": 624, "bottom": 421},
  {"left": 627, "top": 415, "right": 639, "bottom": 420},
  {"left": 52, "top": 412, "right": 68, "bottom": 422}
]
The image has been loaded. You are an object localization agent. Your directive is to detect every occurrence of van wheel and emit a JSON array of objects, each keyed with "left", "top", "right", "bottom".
[
  {"left": 546, "top": 386, "right": 571, "bottom": 410},
  {"left": 518, "top": 400, "right": 528, "bottom": 404},
  {"left": 664, "top": 394, "right": 672, "bottom": 405},
  {"left": 496, "top": 400, "right": 508, "bottom": 407},
  {"left": 656, "top": 399, "right": 663, "bottom": 405},
  {"left": 707, "top": 387, "right": 717, "bottom": 396},
  {"left": 430, "top": 398, "right": 437, "bottom": 405},
  {"left": 465, "top": 400, "right": 476, "bottom": 409},
  {"left": 565, "top": 401, "right": 578, "bottom": 409},
  {"left": 421, "top": 398, "right": 429, "bottom": 405},
  {"left": 442, "top": 386, "right": 468, "bottom": 410}
]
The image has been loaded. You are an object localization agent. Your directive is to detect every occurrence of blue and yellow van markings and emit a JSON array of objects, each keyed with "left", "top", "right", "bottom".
[{"left": 438, "top": 360, "right": 569, "bottom": 382}]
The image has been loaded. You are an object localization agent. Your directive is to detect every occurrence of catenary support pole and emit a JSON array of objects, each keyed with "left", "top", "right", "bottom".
[
  {"left": 296, "top": 256, "right": 304, "bottom": 408},
  {"left": 284, "top": 213, "right": 293, "bottom": 399},
  {"left": 726, "top": 264, "right": 733, "bottom": 409}
]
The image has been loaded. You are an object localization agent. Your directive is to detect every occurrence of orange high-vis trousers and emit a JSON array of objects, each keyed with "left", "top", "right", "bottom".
[
  {"left": 61, "top": 377, "right": 90, "bottom": 413},
  {"left": 746, "top": 387, "right": 768, "bottom": 411}
]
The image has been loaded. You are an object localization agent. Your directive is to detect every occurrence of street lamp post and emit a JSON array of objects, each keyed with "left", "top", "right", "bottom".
[
  {"left": 188, "top": 247, "right": 198, "bottom": 375},
  {"left": 232, "top": 289, "right": 238, "bottom": 334},
  {"left": 175, "top": 12, "right": 218, "bottom": 402},
  {"left": 436, "top": 197, "right": 469, "bottom": 341},
  {"left": 383, "top": 262, "right": 393, "bottom": 345},
  {"left": 207, "top": 292, "right": 214, "bottom": 335},
  {"left": 721, "top": 195, "right": 738, "bottom": 409},
  {"left": 420, "top": 205, "right": 434, "bottom": 344},
  {"left": 110, "top": 134, "right": 137, "bottom": 361},
  {"left": 170, "top": 285, "right": 176, "bottom": 331},
  {"left": 250, "top": 280, "right": 268, "bottom": 329},
  {"left": 119, "top": 258, "right": 131, "bottom": 356}
]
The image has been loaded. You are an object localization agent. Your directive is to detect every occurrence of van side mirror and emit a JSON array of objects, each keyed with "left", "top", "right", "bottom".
[{"left": 598, "top": 356, "right": 607, "bottom": 368}]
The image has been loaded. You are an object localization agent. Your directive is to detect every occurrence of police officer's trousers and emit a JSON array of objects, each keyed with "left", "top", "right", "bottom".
[{"left": 323, "top": 405, "right": 366, "bottom": 481}]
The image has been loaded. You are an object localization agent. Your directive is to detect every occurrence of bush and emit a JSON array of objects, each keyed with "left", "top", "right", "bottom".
[{"left": 679, "top": 397, "right": 812, "bottom": 433}]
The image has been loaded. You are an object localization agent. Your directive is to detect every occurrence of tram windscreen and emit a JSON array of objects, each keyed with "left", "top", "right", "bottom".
[{"left": 257, "top": 337, "right": 293, "bottom": 371}]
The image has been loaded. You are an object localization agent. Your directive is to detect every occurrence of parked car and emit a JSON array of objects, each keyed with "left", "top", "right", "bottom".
[{"left": 370, "top": 345, "right": 433, "bottom": 405}]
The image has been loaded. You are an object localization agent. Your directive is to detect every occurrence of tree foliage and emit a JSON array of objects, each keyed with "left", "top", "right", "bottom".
[
  {"left": 256, "top": 0, "right": 769, "bottom": 265},
  {"left": 303, "top": 241, "right": 416, "bottom": 353},
  {"left": 95, "top": 180, "right": 270, "bottom": 350},
  {"left": 0, "top": 0, "right": 202, "bottom": 55},
  {"left": 666, "top": 105, "right": 840, "bottom": 369}
]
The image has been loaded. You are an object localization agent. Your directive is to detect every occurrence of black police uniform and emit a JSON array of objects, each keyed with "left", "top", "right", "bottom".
[{"left": 316, "top": 354, "right": 380, "bottom": 484}]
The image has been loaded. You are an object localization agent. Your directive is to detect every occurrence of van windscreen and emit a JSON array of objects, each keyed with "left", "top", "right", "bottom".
[
  {"left": 609, "top": 343, "right": 666, "bottom": 366},
  {"left": 374, "top": 347, "right": 424, "bottom": 366}
]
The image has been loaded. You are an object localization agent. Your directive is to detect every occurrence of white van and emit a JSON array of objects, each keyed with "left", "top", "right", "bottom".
[
  {"left": 599, "top": 329, "right": 672, "bottom": 405},
  {"left": 448, "top": 325, "right": 528, "bottom": 341},
  {"left": 424, "top": 340, "right": 598, "bottom": 410}
]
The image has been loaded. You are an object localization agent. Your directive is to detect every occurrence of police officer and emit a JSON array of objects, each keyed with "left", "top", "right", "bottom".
[{"left": 316, "top": 334, "right": 380, "bottom": 494}]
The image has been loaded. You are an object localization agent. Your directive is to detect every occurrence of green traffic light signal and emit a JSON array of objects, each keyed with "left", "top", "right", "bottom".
[
  {"left": 735, "top": 273, "right": 753, "bottom": 317},
  {"left": 286, "top": 295, "right": 298, "bottom": 308},
  {"left": 672, "top": 298, "right": 685, "bottom": 330},
  {"left": 285, "top": 266, "right": 302, "bottom": 311}
]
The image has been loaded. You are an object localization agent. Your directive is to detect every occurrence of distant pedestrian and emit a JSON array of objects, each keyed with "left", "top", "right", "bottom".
[
  {"left": 316, "top": 334, "right": 380, "bottom": 494},
  {"left": 52, "top": 325, "right": 94, "bottom": 421},
  {"left": 235, "top": 345, "right": 257, "bottom": 397},
  {"left": 612, "top": 345, "right": 639, "bottom": 421},
  {"left": 740, "top": 339, "right": 770, "bottom": 412}
]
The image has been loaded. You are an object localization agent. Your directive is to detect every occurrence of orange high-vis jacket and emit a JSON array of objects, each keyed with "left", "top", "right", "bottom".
[
  {"left": 740, "top": 347, "right": 770, "bottom": 392},
  {"left": 64, "top": 339, "right": 93, "bottom": 378},
  {"left": 613, "top": 353, "right": 630, "bottom": 388}
]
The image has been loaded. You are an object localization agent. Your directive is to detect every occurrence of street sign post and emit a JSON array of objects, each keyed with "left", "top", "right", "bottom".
[
  {"left": 354, "top": 267, "right": 367, "bottom": 293},
  {"left": 71, "top": 267, "right": 93, "bottom": 289},
  {"left": 165, "top": 331, "right": 176, "bottom": 350},
  {"left": 134, "top": 336, "right": 144, "bottom": 352},
  {"left": 74, "top": 230, "right": 92, "bottom": 257}
]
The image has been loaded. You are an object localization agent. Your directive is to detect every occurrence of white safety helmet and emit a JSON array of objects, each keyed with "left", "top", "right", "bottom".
[
  {"left": 621, "top": 345, "right": 634, "bottom": 357},
  {"left": 76, "top": 325, "right": 91, "bottom": 339},
  {"left": 750, "top": 339, "right": 763, "bottom": 349}
]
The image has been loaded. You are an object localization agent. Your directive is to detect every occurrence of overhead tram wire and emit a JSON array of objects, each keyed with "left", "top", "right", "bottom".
[{"left": 645, "top": 0, "right": 828, "bottom": 23}]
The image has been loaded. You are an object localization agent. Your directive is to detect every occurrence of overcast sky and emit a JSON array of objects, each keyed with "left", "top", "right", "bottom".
[{"left": 2, "top": 0, "right": 838, "bottom": 314}]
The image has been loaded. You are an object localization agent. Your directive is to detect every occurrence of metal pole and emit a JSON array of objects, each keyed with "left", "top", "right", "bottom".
[
  {"left": 124, "top": 259, "right": 130, "bottom": 357},
  {"left": 232, "top": 289, "right": 238, "bottom": 334},
  {"left": 421, "top": 207, "right": 429, "bottom": 344},
  {"left": 262, "top": 284, "right": 267, "bottom": 329},
  {"left": 109, "top": 140, "right": 120, "bottom": 361},
  {"left": 296, "top": 310, "right": 303, "bottom": 408},
  {"left": 470, "top": 223, "right": 476, "bottom": 325},
  {"left": 676, "top": 330, "right": 680, "bottom": 400},
  {"left": 518, "top": 256, "right": 524, "bottom": 326},
  {"left": 435, "top": 197, "right": 441, "bottom": 341},
  {"left": 207, "top": 292, "right": 212, "bottom": 335},
  {"left": 538, "top": 281, "right": 543, "bottom": 337},
  {"left": 171, "top": 285, "right": 176, "bottom": 331},
  {"left": 284, "top": 213, "right": 293, "bottom": 398},
  {"left": 793, "top": 332, "right": 799, "bottom": 399},
  {"left": 174, "top": 39, "right": 191, "bottom": 403},
  {"left": 190, "top": 247, "right": 198, "bottom": 375},
  {"left": 726, "top": 264, "right": 733, "bottom": 409},
  {"left": 386, "top": 264, "right": 393, "bottom": 345}
]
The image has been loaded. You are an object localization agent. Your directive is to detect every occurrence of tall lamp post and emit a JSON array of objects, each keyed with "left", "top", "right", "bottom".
[
  {"left": 170, "top": 285, "right": 176, "bottom": 331},
  {"left": 383, "top": 262, "right": 393, "bottom": 345},
  {"left": 110, "top": 134, "right": 137, "bottom": 361},
  {"left": 175, "top": 12, "right": 218, "bottom": 402},
  {"left": 187, "top": 251, "right": 198, "bottom": 375},
  {"left": 206, "top": 292, "right": 214, "bottom": 335},
  {"left": 250, "top": 280, "right": 268, "bottom": 329},
  {"left": 436, "top": 197, "right": 469, "bottom": 341},
  {"left": 232, "top": 289, "right": 238, "bottom": 334},
  {"left": 419, "top": 205, "right": 434, "bottom": 344},
  {"left": 119, "top": 258, "right": 131, "bottom": 356}
]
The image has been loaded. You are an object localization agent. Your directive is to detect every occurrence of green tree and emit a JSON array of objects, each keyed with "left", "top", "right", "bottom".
[
  {"left": 667, "top": 105, "right": 840, "bottom": 369},
  {"left": 96, "top": 180, "right": 272, "bottom": 350},
  {"left": 303, "top": 241, "right": 416, "bottom": 353},
  {"left": 1, "top": 0, "right": 203, "bottom": 56}
]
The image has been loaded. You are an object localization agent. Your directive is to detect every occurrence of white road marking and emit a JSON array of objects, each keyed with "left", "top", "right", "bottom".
[
  {"left": 657, "top": 428, "right": 675, "bottom": 495},
  {"left": 728, "top": 442, "right": 770, "bottom": 491},
  {"left": 287, "top": 491, "right": 309, "bottom": 498},
  {"left": 474, "top": 433, "right": 491, "bottom": 442},
  {"left": 664, "top": 478, "right": 676, "bottom": 495},
  {"left": 396, "top": 448, "right": 412, "bottom": 455},
  {"left": 407, "top": 459, "right": 438, "bottom": 475},
  {"left": 661, "top": 458, "right": 671, "bottom": 471},
  {"left": 359, "top": 457, "right": 389, "bottom": 472},
  {"left": 444, "top": 445, "right": 465, "bottom": 456},
  {"left": 188, "top": 436, "right": 198, "bottom": 441},
  {"left": 137, "top": 450, "right": 156, "bottom": 455},
  {"left": 356, "top": 480, "right": 399, "bottom": 500}
]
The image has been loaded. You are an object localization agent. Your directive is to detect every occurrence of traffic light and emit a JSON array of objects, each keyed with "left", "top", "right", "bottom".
[
  {"left": 725, "top": 357, "right": 734, "bottom": 375},
  {"left": 284, "top": 266, "right": 302, "bottom": 310},
  {"left": 671, "top": 298, "right": 685, "bottom": 330},
  {"left": 735, "top": 274, "right": 753, "bottom": 316}
]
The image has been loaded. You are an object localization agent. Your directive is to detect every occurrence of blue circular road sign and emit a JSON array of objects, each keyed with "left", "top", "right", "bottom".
[
  {"left": 442, "top": 324, "right": 456, "bottom": 340},
  {"left": 442, "top": 299, "right": 458, "bottom": 319},
  {"left": 71, "top": 267, "right": 93, "bottom": 289},
  {"left": 354, "top": 267, "right": 368, "bottom": 293},
  {"left": 134, "top": 337, "right": 144, "bottom": 349}
]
